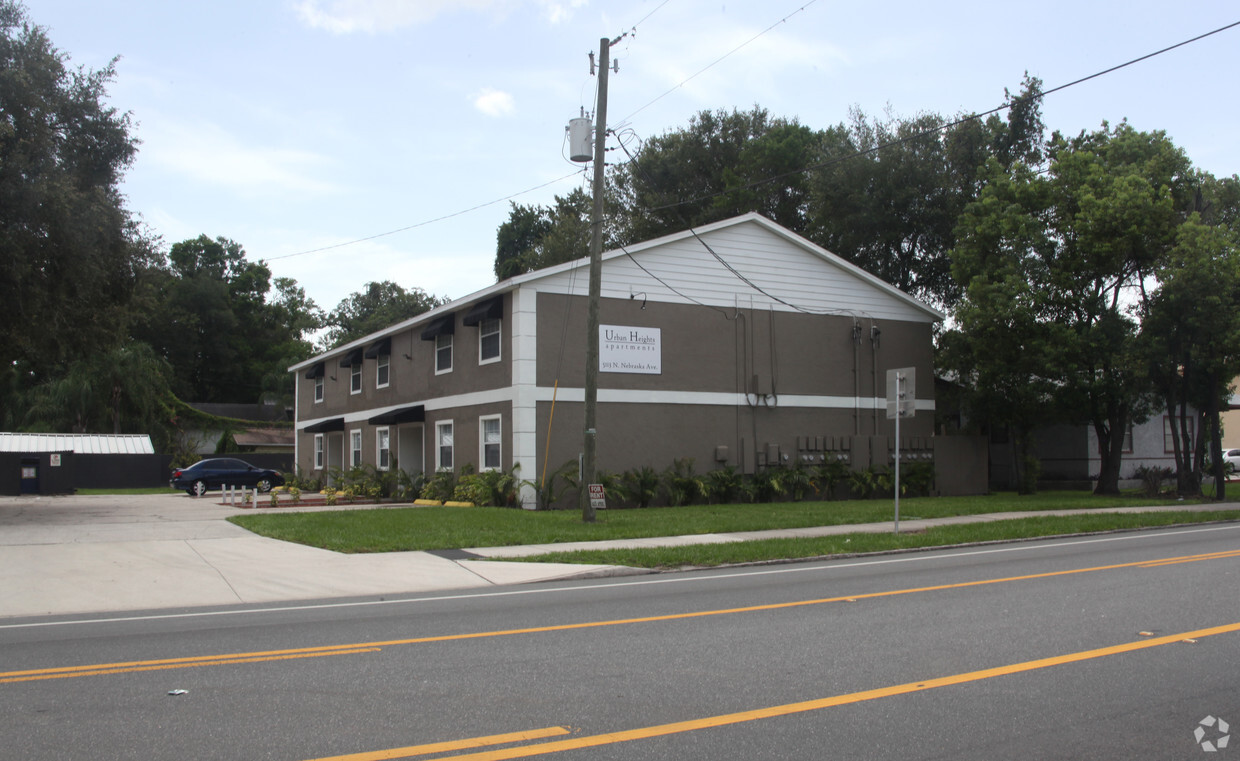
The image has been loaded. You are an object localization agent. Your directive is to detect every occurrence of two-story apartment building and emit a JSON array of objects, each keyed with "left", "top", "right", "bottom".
[{"left": 290, "top": 213, "right": 958, "bottom": 505}]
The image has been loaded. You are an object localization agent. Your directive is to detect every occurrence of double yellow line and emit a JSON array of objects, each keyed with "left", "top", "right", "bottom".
[
  {"left": 311, "top": 621, "right": 1240, "bottom": 761},
  {"left": 3, "top": 547, "right": 1236, "bottom": 687}
]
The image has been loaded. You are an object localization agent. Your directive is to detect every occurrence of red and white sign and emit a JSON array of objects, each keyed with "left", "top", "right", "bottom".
[{"left": 588, "top": 483, "right": 606, "bottom": 510}]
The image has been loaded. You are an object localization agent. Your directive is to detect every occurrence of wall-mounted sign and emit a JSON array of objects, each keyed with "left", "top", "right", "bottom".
[
  {"left": 600, "top": 325, "right": 661, "bottom": 374},
  {"left": 50, "top": 454, "right": 61, "bottom": 467}
]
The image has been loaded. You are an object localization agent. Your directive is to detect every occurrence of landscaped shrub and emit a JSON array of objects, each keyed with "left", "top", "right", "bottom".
[
  {"left": 899, "top": 461, "right": 936, "bottom": 496},
  {"left": 454, "top": 464, "right": 521, "bottom": 507},
  {"left": 420, "top": 469, "right": 458, "bottom": 502},
  {"left": 663, "top": 458, "right": 706, "bottom": 506},
  {"left": 782, "top": 463, "right": 816, "bottom": 501},
  {"left": 847, "top": 465, "right": 884, "bottom": 499},
  {"left": 704, "top": 465, "right": 742, "bottom": 504},
  {"left": 745, "top": 467, "right": 787, "bottom": 502},
  {"left": 1132, "top": 464, "right": 1175, "bottom": 497},
  {"left": 622, "top": 465, "right": 661, "bottom": 508},
  {"left": 522, "top": 459, "right": 579, "bottom": 510},
  {"left": 814, "top": 460, "right": 850, "bottom": 500}
]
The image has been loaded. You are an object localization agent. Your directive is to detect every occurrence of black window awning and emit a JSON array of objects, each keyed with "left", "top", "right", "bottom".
[
  {"left": 420, "top": 313, "right": 455, "bottom": 340},
  {"left": 304, "top": 362, "right": 325, "bottom": 379},
  {"left": 304, "top": 417, "right": 345, "bottom": 433},
  {"left": 367, "top": 405, "right": 425, "bottom": 425},
  {"left": 364, "top": 337, "right": 391, "bottom": 359},
  {"left": 462, "top": 296, "right": 503, "bottom": 326},
  {"left": 337, "top": 348, "right": 364, "bottom": 367}
]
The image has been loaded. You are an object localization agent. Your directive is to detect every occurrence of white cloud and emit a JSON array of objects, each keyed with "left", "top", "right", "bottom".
[
  {"left": 293, "top": 0, "right": 518, "bottom": 34},
  {"left": 473, "top": 88, "right": 516, "bottom": 117},
  {"left": 538, "top": 0, "right": 587, "bottom": 24},
  {"left": 143, "top": 120, "right": 340, "bottom": 197}
]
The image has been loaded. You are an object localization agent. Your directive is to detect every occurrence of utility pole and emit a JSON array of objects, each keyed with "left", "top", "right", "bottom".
[{"left": 581, "top": 36, "right": 613, "bottom": 523}]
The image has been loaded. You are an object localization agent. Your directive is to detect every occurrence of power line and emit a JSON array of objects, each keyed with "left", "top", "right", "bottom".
[
  {"left": 266, "top": 170, "right": 583, "bottom": 262},
  {"left": 649, "top": 18, "right": 1240, "bottom": 215},
  {"left": 620, "top": 0, "right": 821, "bottom": 125}
]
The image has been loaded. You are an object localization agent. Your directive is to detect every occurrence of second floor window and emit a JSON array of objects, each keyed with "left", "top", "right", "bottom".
[
  {"left": 479, "top": 318, "right": 501, "bottom": 364},
  {"left": 376, "top": 354, "right": 390, "bottom": 388},
  {"left": 436, "top": 334, "right": 453, "bottom": 374},
  {"left": 314, "top": 375, "right": 323, "bottom": 402},
  {"left": 350, "top": 363, "right": 362, "bottom": 394}
]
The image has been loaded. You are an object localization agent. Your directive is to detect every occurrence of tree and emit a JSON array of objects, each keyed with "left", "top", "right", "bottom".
[
  {"left": 135, "top": 235, "right": 324, "bottom": 404},
  {"left": 0, "top": 0, "right": 144, "bottom": 381},
  {"left": 946, "top": 123, "right": 1196, "bottom": 495},
  {"left": 493, "top": 188, "right": 594, "bottom": 280},
  {"left": 322, "top": 281, "right": 444, "bottom": 349},
  {"left": 21, "top": 343, "right": 175, "bottom": 447},
  {"left": 1139, "top": 215, "right": 1240, "bottom": 498},
  {"left": 808, "top": 77, "right": 1045, "bottom": 309},
  {"left": 610, "top": 106, "right": 817, "bottom": 245}
]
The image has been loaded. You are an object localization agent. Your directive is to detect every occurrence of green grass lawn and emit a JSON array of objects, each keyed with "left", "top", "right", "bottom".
[
  {"left": 515, "top": 510, "right": 1240, "bottom": 568},
  {"left": 227, "top": 491, "right": 1234, "bottom": 555}
]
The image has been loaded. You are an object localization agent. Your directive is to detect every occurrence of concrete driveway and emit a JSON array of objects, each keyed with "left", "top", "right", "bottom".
[{"left": 0, "top": 493, "right": 618, "bottom": 619}]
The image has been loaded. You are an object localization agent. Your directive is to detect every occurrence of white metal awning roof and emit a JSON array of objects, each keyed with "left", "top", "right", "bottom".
[{"left": 0, "top": 433, "right": 155, "bottom": 454}]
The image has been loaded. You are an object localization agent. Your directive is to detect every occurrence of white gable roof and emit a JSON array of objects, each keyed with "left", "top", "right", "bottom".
[
  {"left": 0, "top": 433, "right": 155, "bottom": 454},
  {"left": 291, "top": 214, "right": 942, "bottom": 372},
  {"left": 515, "top": 213, "right": 944, "bottom": 322}
]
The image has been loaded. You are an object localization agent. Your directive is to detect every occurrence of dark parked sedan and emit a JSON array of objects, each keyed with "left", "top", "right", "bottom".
[{"left": 171, "top": 458, "right": 285, "bottom": 496}]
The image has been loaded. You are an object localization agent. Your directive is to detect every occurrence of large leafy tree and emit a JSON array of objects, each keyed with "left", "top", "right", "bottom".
[
  {"left": 1139, "top": 211, "right": 1240, "bottom": 497},
  {"left": 322, "top": 280, "right": 443, "bottom": 349},
  {"left": 135, "top": 235, "right": 324, "bottom": 403},
  {"left": 808, "top": 78, "right": 1045, "bottom": 309},
  {"left": 946, "top": 123, "right": 1197, "bottom": 495},
  {"left": 21, "top": 342, "right": 175, "bottom": 446},
  {"left": 494, "top": 188, "right": 595, "bottom": 280},
  {"left": 610, "top": 106, "right": 817, "bottom": 245},
  {"left": 0, "top": 0, "right": 144, "bottom": 382}
]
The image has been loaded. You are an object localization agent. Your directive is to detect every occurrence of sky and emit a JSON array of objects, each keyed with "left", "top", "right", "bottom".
[{"left": 27, "top": 0, "right": 1240, "bottom": 315}]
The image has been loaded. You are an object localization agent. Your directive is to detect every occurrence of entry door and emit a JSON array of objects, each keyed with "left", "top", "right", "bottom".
[
  {"left": 398, "top": 425, "right": 424, "bottom": 476},
  {"left": 326, "top": 433, "right": 345, "bottom": 485}
]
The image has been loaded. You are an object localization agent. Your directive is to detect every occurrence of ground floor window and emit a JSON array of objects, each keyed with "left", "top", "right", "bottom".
[
  {"left": 1164, "top": 415, "right": 1194, "bottom": 453},
  {"left": 351, "top": 429, "right": 363, "bottom": 467},
  {"left": 436, "top": 421, "right": 454, "bottom": 470},
  {"left": 480, "top": 416, "right": 501, "bottom": 470},
  {"left": 377, "top": 427, "right": 391, "bottom": 470},
  {"left": 314, "top": 434, "right": 324, "bottom": 469}
]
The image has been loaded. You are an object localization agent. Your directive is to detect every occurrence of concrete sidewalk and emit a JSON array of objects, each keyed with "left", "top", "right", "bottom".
[{"left": 0, "top": 493, "right": 1234, "bottom": 619}]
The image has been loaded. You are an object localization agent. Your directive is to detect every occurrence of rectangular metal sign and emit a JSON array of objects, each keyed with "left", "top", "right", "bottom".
[{"left": 886, "top": 367, "right": 916, "bottom": 419}]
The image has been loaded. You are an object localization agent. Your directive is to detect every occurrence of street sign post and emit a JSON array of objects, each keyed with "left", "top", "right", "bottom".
[{"left": 886, "top": 368, "right": 916, "bottom": 534}]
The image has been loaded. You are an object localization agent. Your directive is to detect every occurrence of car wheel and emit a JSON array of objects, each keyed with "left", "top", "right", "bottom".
[
  {"left": 255, "top": 479, "right": 273, "bottom": 493},
  {"left": 192, "top": 480, "right": 208, "bottom": 497}
]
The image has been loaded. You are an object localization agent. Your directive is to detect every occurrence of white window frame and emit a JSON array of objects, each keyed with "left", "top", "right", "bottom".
[
  {"left": 314, "top": 375, "right": 324, "bottom": 403},
  {"left": 376, "top": 427, "right": 391, "bottom": 470},
  {"left": 435, "top": 334, "right": 453, "bottom": 375},
  {"left": 376, "top": 354, "right": 390, "bottom": 389},
  {"left": 350, "top": 363, "right": 362, "bottom": 394},
  {"left": 435, "top": 420, "right": 454, "bottom": 471},
  {"left": 350, "top": 429, "right": 363, "bottom": 468},
  {"left": 314, "top": 433, "right": 324, "bottom": 470},
  {"left": 480, "top": 415, "right": 502, "bottom": 471},
  {"left": 479, "top": 318, "right": 501, "bottom": 365}
]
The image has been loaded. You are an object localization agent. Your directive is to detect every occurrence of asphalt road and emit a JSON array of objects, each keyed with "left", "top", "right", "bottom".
[{"left": 3, "top": 523, "right": 1239, "bottom": 760}]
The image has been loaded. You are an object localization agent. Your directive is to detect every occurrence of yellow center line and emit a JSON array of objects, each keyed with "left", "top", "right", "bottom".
[
  {"left": 335, "top": 622, "right": 1240, "bottom": 761},
  {"left": 5, "top": 548, "right": 1237, "bottom": 685},
  {"left": 309, "top": 727, "right": 573, "bottom": 761},
  {"left": 0, "top": 648, "right": 380, "bottom": 684},
  {"left": 1137, "top": 549, "right": 1240, "bottom": 567}
]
